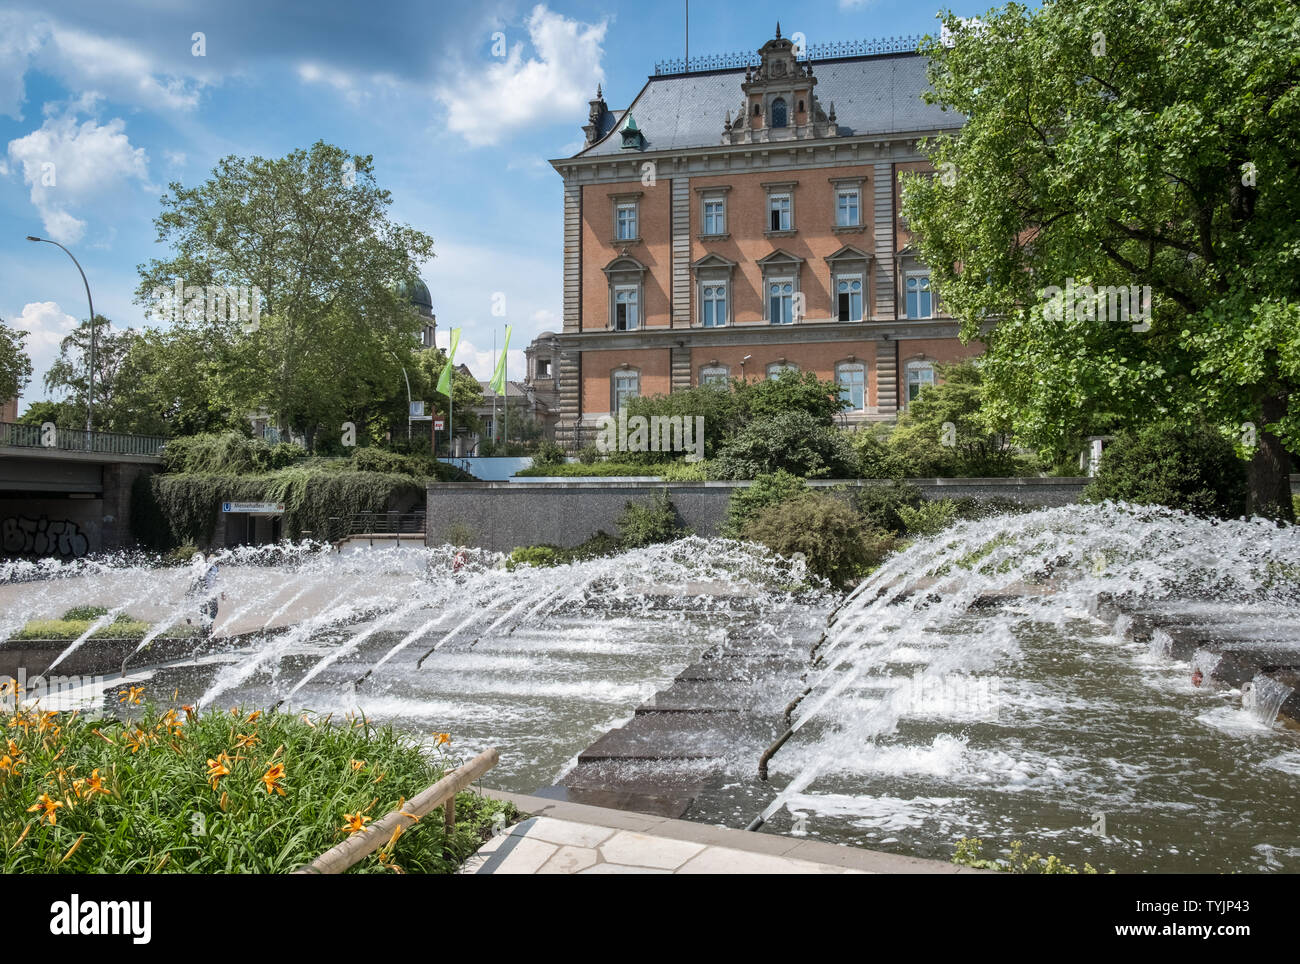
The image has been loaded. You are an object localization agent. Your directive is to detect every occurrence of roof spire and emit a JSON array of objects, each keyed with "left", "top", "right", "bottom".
[{"left": 775, "top": 21, "right": 782, "bottom": 39}]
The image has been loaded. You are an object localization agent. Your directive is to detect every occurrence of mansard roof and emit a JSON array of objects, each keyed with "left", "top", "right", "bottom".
[{"left": 570, "top": 51, "right": 956, "bottom": 158}]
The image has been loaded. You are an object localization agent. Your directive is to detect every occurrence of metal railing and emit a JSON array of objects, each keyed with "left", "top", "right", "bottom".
[
  {"left": 325, "top": 511, "right": 426, "bottom": 542},
  {"left": 654, "top": 34, "right": 923, "bottom": 75},
  {"left": 0, "top": 421, "right": 165, "bottom": 457}
]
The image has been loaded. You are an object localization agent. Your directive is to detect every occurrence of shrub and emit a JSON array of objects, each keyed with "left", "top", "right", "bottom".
[
  {"left": 616, "top": 490, "right": 683, "bottom": 548},
  {"left": 722, "top": 471, "right": 808, "bottom": 538},
  {"left": 624, "top": 383, "right": 747, "bottom": 460},
  {"left": 532, "top": 440, "right": 565, "bottom": 466},
  {"left": 712, "top": 411, "right": 857, "bottom": 480},
  {"left": 745, "top": 370, "right": 842, "bottom": 425},
  {"left": 850, "top": 423, "right": 913, "bottom": 478},
  {"left": 741, "top": 491, "right": 895, "bottom": 587},
  {"left": 507, "top": 546, "right": 560, "bottom": 569},
  {"left": 658, "top": 459, "right": 713, "bottom": 481},
  {"left": 578, "top": 443, "right": 602, "bottom": 464},
  {"left": 896, "top": 499, "right": 960, "bottom": 537},
  {"left": 852, "top": 480, "right": 924, "bottom": 536},
  {"left": 1084, "top": 420, "right": 1249, "bottom": 518},
  {"left": 886, "top": 361, "right": 1026, "bottom": 477},
  {"left": 61, "top": 606, "right": 110, "bottom": 621},
  {"left": 160, "top": 432, "right": 305, "bottom": 475}
]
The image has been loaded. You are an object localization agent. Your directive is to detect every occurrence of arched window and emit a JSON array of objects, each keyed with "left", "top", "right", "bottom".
[
  {"left": 700, "top": 365, "right": 729, "bottom": 387},
  {"left": 771, "top": 98, "right": 788, "bottom": 128},
  {"left": 836, "top": 362, "right": 866, "bottom": 411},
  {"left": 766, "top": 361, "right": 798, "bottom": 380},
  {"left": 906, "top": 273, "right": 933, "bottom": 319}
]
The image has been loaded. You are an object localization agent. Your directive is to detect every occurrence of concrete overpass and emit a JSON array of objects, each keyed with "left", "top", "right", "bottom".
[{"left": 0, "top": 422, "right": 162, "bottom": 559}]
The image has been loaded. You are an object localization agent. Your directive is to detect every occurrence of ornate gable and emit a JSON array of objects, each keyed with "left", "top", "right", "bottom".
[{"left": 723, "top": 24, "right": 839, "bottom": 145}]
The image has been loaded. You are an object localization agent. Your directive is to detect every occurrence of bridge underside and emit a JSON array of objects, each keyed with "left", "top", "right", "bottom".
[{"left": 0, "top": 449, "right": 158, "bottom": 560}]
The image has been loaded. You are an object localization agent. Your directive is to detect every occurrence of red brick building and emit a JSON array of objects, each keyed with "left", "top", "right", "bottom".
[{"left": 529, "top": 27, "right": 983, "bottom": 446}]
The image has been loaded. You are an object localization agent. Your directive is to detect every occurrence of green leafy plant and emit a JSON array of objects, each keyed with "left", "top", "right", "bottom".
[
  {"left": 713, "top": 411, "right": 857, "bottom": 480},
  {"left": 896, "top": 499, "right": 960, "bottom": 537},
  {"left": 722, "top": 471, "right": 808, "bottom": 538},
  {"left": 1084, "top": 420, "right": 1249, "bottom": 518},
  {"left": 0, "top": 701, "right": 514, "bottom": 873},
  {"left": 616, "top": 491, "right": 683, "bottom": 548},
  {"left": 853, "top": 480, "right": 925, "bottom": 536},
  {"left": 531, "top": 440, "right": 565, "bottom": 466},
  {"left": 741, "top": 491, "right": 895, "bottom": 588},
  {"left": 952, "top": 837, "right": 1108, "bottom": 875}
]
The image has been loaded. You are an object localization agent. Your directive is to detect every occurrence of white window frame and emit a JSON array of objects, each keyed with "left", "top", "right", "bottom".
[
  {"left": 615, "top": 202, "right": 638, "bottom": 241},
  {"left": 768, "top": 193, "right": 792, "bottom": 232},
  {"left": 906, "top": 272, "right": 933, "bottom": 319},
  {"left": 766, "top": 361, "right": 799, "bottom": 379},
  {"left": 906, "top": 361, "right": 935, "bottom": 404},
  {"left": 835, "top": 273, "right": 865, "bottom": 322},
  {"left": 767, "top": 277, "right": 795, "bottom": 325},
  {"left": 836, "top": 188, "right": 861, "bottom": 227},
  {"left": 700, "top": 280, "right": 729, "bottom": 328},
  {"left": 699, "top": 365, "right": 729, "bottom": 387},
  {"left": 613, "top": 285, "right": 640, "bottom": 331},
  {"left": 612, "top": 369, "right": 640, "bottom": 411},
  {"left": 836, "top": 362, "right": 866, "bottom": 412},
  {"left": 702, "top": 197, "right": 726, "bottom": 236}
]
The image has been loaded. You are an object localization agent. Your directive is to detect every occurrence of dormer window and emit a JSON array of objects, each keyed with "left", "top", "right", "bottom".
[
  {"left": 771, "top": 98, "right": 788, "bottom": 128},
  {"left": 619, "top": 115, "right": 643, "bottom": 150}
]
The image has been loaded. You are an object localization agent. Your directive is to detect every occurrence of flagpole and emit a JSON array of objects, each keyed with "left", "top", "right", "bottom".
[
  {"left": 504, "top": 325, "right": 509, "bottom": 450},
  {"left": 491, "top": 329, "right": 498, "bottom": 448}
]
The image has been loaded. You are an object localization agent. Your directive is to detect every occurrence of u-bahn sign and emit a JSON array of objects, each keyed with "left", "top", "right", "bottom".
[{"left": 222, "top": 501, "right": 285, "bottom": 515}]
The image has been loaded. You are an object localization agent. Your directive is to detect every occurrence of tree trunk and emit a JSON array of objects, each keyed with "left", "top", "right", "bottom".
[{"left": 1248, "top": 389, "right": 1294, "bottom": 522}]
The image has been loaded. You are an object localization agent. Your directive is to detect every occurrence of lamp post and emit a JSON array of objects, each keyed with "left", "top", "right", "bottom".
[{"left": 27, "top": 236, "right": 96, "bottom": 435}]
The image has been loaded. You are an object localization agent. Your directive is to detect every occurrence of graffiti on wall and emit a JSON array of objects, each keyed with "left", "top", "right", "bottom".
[{"left": 1, "top": 516, "right": 90, "bottom": 559}]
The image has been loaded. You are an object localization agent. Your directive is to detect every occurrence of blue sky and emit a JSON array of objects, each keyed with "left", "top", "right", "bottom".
[{"left": 0, "top": 0, "right": 991, "bottom": 409}]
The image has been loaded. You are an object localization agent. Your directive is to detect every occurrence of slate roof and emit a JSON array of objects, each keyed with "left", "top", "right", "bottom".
[{"left": 573, "top": 52, "right": 958, "bottom": 158}]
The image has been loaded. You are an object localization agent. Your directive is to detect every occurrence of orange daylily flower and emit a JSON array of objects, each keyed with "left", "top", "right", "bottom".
[
  {"left": 349, "top": 759, "right": 366, "bottom": 772},
  {"left": 206, "top": 753, "right": 233, "bottom": 790},
  {"left": 182, "top": 705, "right": 196, "bottom": 722},
  {"left": 340, "top": 813, "right": 371, "bottom": 834},
  {"left": 27, "top": 793, "right": 64, "bottom": 825},
  {"left": 434, "top": 732, "right": 451, "bottom": 746},
  {"left": 117, "top": 687, "right": 144, "bottom": 706},
  {"left": 234, "top": 732, "right": 260, "bottom": 749},
  {"left": 0, "top": 754, "right": 21, "bottom": 776},
  {"left": 82, "top": 768, "right": 109, "bottom": 797},
  {"left": 246, "top": 710, "right": 262, "bottom": 723},
  {"left": 261, "top": 763, "right": 286, "bottom": 796},
  {"left": 122, "top": 729, "right": 146, "bottom": 754}
]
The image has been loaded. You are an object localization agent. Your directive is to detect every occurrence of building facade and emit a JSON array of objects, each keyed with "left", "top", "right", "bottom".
[{"left": 540, "top": 27, "right": 982, "bottom": 446}]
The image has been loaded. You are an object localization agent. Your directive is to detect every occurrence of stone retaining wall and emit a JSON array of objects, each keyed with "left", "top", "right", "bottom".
[{"left": 425, "top": 477, "right": 1091, "bottom": 552}]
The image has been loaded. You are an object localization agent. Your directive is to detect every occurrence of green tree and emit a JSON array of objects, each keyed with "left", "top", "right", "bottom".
[
  {"left": 42, "top": 315, "right": 137, "bottom": 431},
  {"left": 902, "top": 0, "right": 1299, "bottom": 519},
  {"left": 136, "top": 141, "right": 435, "bottom": 449},
  {"left": 888, "top": 361, "right": 1025, "bottom": 476},
  {"left": 0, "top": 318, "right": 32, "bottom": 407},
  {"left": 16, "top": 400, "right": 79, "bottom": 429}
]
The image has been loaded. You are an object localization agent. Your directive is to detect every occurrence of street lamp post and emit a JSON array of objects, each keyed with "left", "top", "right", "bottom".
[
  {"left": 27, "top": 236, "right": 96, "bottom": 435},
  {"left": 388, "top": 350, "right": 413, "bottom": 440}
]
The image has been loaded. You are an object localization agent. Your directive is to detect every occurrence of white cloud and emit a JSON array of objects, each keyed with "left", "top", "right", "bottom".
[
  {"left": 163, "top": 149, "right": 187, "bottom": 168},
  {"left": 8, "top": 106, "right": 152, "bottom": 244},
  {"left": 10, "top": 301, "right": 77, "bottom": 390},
  {"left": 0, "top": 11, "right": 207, "bottom": 118},
  {"left": 438, "top": 4, "right": 606, "bottom": 147}
]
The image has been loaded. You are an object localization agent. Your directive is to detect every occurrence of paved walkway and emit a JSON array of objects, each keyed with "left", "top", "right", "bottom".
[{"left": 460, "top": 791, "right": 983, "bottom": 875}]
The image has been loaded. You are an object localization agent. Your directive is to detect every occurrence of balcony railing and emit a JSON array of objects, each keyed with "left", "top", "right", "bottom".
[
  {"left": 654, "top": 35, "right": 924, "bottom": 75},
  {"left": 0, "top": 421, "right": 166, "bottom": 457}
]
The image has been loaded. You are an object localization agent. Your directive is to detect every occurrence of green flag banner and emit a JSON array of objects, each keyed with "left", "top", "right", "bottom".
[
  {"left": 489, "top": 325, "right": 512, "bottom": 397},
  {"left": 436, "top": 327, "right": 461, "bottom": 398}
]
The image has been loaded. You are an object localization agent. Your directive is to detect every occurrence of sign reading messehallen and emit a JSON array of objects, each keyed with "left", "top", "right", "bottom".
[{"left": 221, "top": 502, "right": 286, "bottom": 514}]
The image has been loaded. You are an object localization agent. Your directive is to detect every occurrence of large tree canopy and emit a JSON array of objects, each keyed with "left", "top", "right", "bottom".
[
  {"left": 903, "top": 0, "right": 1299, "bottom": 518},
  {"left": 135, "top": 141, "right": 436, "bottom": 448},
  {"left": 0, "top": 318, "right": 32, "bottom": 407}
]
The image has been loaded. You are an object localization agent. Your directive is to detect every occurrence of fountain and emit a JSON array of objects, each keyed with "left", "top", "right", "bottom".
[{"left": 3, "top": 502, "right": 1299, "bottom": 872}]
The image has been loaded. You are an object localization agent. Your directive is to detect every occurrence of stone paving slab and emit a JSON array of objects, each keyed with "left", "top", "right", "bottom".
[
  {"left": 577, "top": 711, "right": 779, "bottom": 763},
  {"left": 460, "top": 791, "right": 985, "bottom": 875}
]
